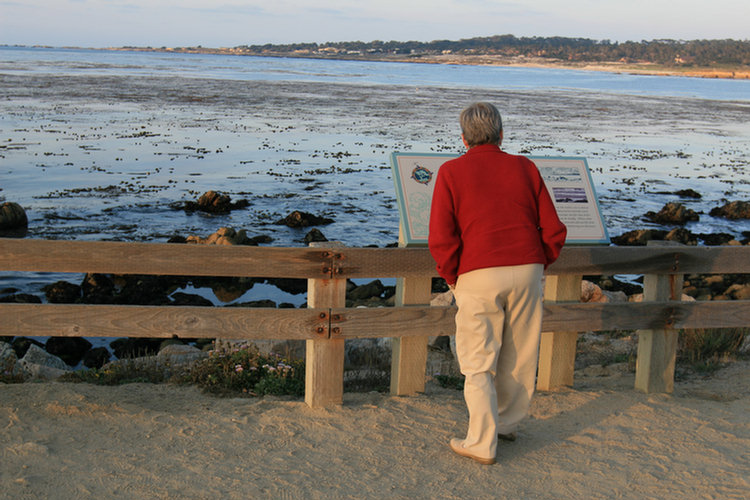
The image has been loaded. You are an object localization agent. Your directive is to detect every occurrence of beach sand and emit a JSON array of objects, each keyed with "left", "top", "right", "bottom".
[{"left": 1, "top": 360, "right": 748, "bottom": 499}]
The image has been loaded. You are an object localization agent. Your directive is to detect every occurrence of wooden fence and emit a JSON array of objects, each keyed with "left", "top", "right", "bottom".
[{"left": 1, "top": 238, "right": 748, "bottom": 406}]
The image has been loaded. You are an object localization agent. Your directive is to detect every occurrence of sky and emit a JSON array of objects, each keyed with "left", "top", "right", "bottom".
[{"left": 1, "top": 0, "right": 748, "bottom": 48}]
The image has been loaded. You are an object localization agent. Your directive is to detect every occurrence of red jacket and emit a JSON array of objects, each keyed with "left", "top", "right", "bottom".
[{"left": 428, "top": 144, "right": 567, "bottom": 285}]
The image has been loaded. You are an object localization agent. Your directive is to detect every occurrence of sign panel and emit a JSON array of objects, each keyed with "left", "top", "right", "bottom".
[{"left": 390, "top": 152, "right": 609, "bottom": 246}]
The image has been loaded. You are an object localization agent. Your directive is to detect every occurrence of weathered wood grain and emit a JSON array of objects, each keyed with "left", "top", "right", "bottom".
[{"left": 0, "top": 303, "right": 325, "bottom": 339}]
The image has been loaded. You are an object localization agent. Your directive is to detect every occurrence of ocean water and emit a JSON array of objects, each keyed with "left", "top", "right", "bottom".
[{"left": 1, "top": 46, "right": 749, "bottom": 301}]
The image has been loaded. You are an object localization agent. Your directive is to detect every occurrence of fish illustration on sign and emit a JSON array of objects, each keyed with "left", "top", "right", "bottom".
[{"left": 410, "top": 165, "right": 433, "bottom": 185}]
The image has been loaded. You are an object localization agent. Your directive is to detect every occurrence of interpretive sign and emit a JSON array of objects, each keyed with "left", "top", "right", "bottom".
[{"left": 390, "top": 152, "right": 609, "bottom": 246}]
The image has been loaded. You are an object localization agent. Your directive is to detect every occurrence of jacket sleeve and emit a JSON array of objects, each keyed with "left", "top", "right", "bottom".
[
  {"left": 537, "top": 178, "right": 567, "bottom": 266},
  {"left": 428, "top": 168, "right": 461, "bottom": 285}
]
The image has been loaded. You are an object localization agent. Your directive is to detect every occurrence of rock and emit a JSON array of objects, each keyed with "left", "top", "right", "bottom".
[
  {"left": 110, "top": 338, "right": 162, "bottom": 359},
  {"left": 611, "top": 229, "right": 668, "bottom": 246},
  {"left": 11, "top": 337, "right": 45, "bottom": 358},
  {"left": 252, "top": 340, "right": 306, "bottom": 360},
  {"left": 697, "top": 233, "right": 736, "bottom": 245},
  {"left": 186, "top": 227, "right": 252, "bottom": 245},
  {"left": 0, "top": 293, "right": 42, "bottom": 304},
  {"left": 0, "top": 202, "right": 28, "bottom": 232},
  {"left": 45, "top": 337, "right": 92, "bottom": 366},
  {"left": 81, "top": 273, "right": 116, "bottom": 303},
  {"left": 304, "top": 228, "right": 328, "bottom": 243},
  {"left": 275, "top": 210, "right": 334, "bottom": 228},
  {"left": 709, "top": 200, "right": 750, "bottom": 220},
  {"left": 230, "top": 299, "right": 277, "bottom": 308},
  {"left": 82, "top": 347, "right": 111, "bottom": 369},
  {"left": 665, "top": 228, "right": 697, "bottom": 245},
  {"left": 644, "top": 202, "right": 699, "bottom": 225},
  {"left": 580, "top": 281, "right": 628, "bottom": 303},
  {"left": 348, "top": 279, "right": 385, "bottom": 301},
  {"left": 430, "top": 290, "right": 455, "bottom": 307},
  {"left": 170, "top": 292, "right": 214, "bottom": 306},
  {"left": 157, "top": 344, "right": 208, "bottom": 366},
  {"left": 1, "top": 341, "right": 18, "bottom": 374},
  {"left": 674, "top": 189, "right": 702, "bottom": 199},
  {"left": 42, "top": 280, "right": 82, "bottom": 303},
  {"left": 18, "top": 344, "right": 71, "bottom": 380},
  {"left": 629, "top": 293, "right": 695, "bottom": 302},
  {"left": 267, "top": 278, "right": 307, "bottom": 295},
  {"left": 183, "top": 190, "right": 249, "bottom": 214},
  {"left": 345, "top": 338, "right": 391, "bottom": 370},
  {"left": 724, "top": 283, "right": 750, "bottom": 300}
]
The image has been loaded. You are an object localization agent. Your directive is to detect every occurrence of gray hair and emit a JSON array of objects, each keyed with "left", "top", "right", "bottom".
[{"left": 459, "top": 102, "right": 503, "bottom": 148}]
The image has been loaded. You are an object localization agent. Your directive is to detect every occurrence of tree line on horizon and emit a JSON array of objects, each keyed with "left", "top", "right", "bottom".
[{"left": 238, "top": 35, "right": 750, "bottom": 67}]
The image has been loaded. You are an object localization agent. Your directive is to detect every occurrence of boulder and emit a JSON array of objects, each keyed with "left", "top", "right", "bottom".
[
  {"left": 170, "top": 292, "right": 214, "bottom": 306},
  {"left": 45, "top": 337, "right": 92, "bottom": 366},
  {"left": 611, "top": 229, "right": 668, "bottom": 246},
  {"left": 157, "top": 344, "right": 208, "bottom": 366},
  {"left": 82, "top": 347, "right": 111, "bottom": 369},
  {"left": 18, "top": 344, "right": 71, "bottom": 380},
  {"left": 348, "top": 279, "right": 386, "bottom": 301},
  {"left": 697, "top": 233, "right": 736, "bottom": 245},
  {"left": 709, "top": 200, "right": 750, "bottom": 220},
  {"left": 186, "top": 227, "right": 252, "bottom": 245},
  {"left": 11, "top": 337, "right": 45, "bottom": 358},
  {"left": 275, "top": 210, "right": 334, "bottom": 228},
  {"left": 304, "top": 228, "right": 328, "bottom": 243},
  {"left": 0, "top": 293, "right": 42, "bottom": 304},
  {"left": 0, "top": 202, "right": 28, "bottom": 233},
  {"left": 182, "top": 191, "right": 249, "bottom": 214},
  {"left": 581, "top": 280, "right": 628, "bottom": 303},
  {"left": 42, "top": 280, "right": 82, "bottom": 303},
  {"left": 674, "top": 189, "right": 702, "bottom": 199},
  {"left": 664, "top": 228, "right": 697, "bottom": 245},
  {"left": 110, "top": 338, "right": 162, "bottom": 359},
  {"left": 644, "top": 202, "right": 699, "bottom": 225},
  {"left": 1, "top": 341, "right": 18, "bottom": 374}
]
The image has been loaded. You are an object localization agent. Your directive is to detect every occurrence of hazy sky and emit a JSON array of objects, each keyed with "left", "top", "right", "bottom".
[{"left": 1, "top": 0, "right": 748, "bottom": 47}]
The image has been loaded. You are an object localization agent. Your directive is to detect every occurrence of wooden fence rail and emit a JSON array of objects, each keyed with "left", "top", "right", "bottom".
[{"left": 1, "top": 238, "right": 748, "bottom": 406}]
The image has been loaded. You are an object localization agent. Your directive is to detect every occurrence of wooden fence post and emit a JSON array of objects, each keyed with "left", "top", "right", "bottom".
[
  {"left": 305, "top": 243, "right": 346, "bottom": 408},
  {"left": 635, "top": 252, "right": 684, "bottom": 393},
  {"left": 536, "top": 274, "right": 582, "bottom": 391},
  {"left": 390, "top": 275, "right": 432, "bottom": 395}
]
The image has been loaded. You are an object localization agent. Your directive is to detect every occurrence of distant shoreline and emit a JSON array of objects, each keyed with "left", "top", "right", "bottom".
[
  {"left": 102, "top": 46, "right": 750, "bottom": 80},
  {"left": 5, "top": 44, "right": 748, "bottom": 80}
]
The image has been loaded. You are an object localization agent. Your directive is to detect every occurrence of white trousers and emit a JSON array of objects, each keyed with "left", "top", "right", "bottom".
[{"left": 453, "top": 263, "right": 544, "bottom": 460}]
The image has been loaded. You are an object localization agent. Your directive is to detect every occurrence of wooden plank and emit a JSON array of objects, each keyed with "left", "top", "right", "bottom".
[
  {"left": 0, "top": 238, "right": 330, "bottom": 278},
  {"left": 331, "top": 306, "right": 456, "bottom": 339},
  {"left": 1, "top": 300, "right": 745, "bottom": 344},
  {"left": 390, "top": 275, "right": 432, "bottom": 396},
  {"left": 0, "top": 303, "right": 323, "bottom": 339},
  {"left": 335, "top": 247, "right": 438, "bottom": 278},
  {"left": 328, "top": 300, "right": 750, "bottom": 338},
  {"left": 305, "top": 243, "right": 347, "bottom": 408},
  {"left": 549, "top": 245, "right": 749, "bottom": 275},
  {"left": 2, "top": 238, "right": 749, "bottom": 279},
  {"left": 542, "top": 300, "right": 750, "bottom": 331},
  {"left": 635, "top": 269, "right": 684, "bottom": 394},
  {"left": 537, "top": 274, "right": 582, "bottom": 391}
]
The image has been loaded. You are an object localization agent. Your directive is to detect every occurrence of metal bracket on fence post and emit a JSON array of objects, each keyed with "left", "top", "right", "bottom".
[{"left": 305, "top": 242, "right": 346, "bottom": 408}]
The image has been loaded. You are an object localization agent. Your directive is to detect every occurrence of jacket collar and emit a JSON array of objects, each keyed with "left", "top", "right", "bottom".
[{"left": 465, "top": 143, "right": 503, "bottom": 155}]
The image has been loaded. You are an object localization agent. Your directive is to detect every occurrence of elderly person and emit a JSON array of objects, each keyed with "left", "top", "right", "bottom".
[{"left": 429, "top": 102, "right": 567, "bottom": 465}]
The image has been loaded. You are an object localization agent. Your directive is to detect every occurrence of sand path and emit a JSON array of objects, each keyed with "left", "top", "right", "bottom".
[{"left": 1, "top": 360, "right": 748, "bottom": 499}]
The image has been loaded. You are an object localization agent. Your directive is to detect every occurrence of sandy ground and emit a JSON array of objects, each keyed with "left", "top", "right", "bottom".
[{"left": 1, "top": 360, "right": 748, "bottom": 500}]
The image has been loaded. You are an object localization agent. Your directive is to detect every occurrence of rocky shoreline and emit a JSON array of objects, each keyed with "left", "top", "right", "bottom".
[{"left": 2, "top": 191, "right": 749, "bottom": 382}]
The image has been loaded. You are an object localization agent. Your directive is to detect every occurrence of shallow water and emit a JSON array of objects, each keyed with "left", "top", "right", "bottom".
[{"left": 2, "top": 48, "right": 750, "bottom": 299}]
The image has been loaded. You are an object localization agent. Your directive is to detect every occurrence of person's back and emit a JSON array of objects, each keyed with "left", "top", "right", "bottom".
[{"left": 428, "top": 102, "right": 566, "bottom": 465}]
